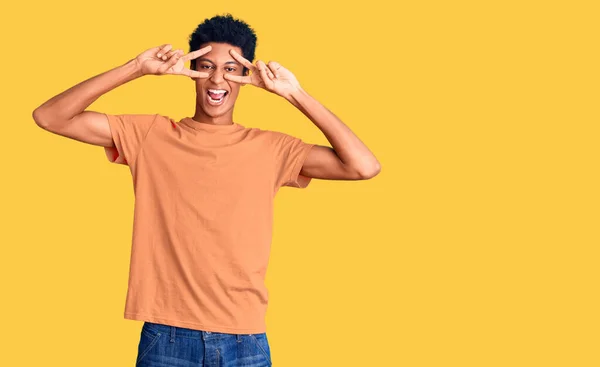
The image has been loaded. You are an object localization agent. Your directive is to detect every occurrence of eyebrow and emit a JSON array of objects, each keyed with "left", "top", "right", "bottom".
[{"left": 197, "top": 58, "right": 240, "bottom": 66}]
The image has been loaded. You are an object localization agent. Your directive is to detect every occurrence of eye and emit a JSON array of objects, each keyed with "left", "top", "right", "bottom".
[
  {"left": 201, "top": 65, "right": 213, "bottom": 70},
  {"left": 226, "top": 67, "right": 236, "bottom": 72}
]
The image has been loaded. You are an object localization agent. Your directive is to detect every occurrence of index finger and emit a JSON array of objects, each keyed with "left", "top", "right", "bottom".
[
  {"left": 180, "top": 45, "right": 213, "bottom": 62},
  {"left": 224, "top": 74, "right": 252, "bottom": 84},
  {"left": 180, "top": 68, "right": 210, "bottom": 79},
  {"left": 229, "top": 49, "right": 255, "bottom": 71}
]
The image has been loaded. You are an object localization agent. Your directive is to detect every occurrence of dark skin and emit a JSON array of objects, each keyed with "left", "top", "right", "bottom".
[
  {"left": 32, "top": 41, "right": 380, "bottom": 181},
  {"left": 145, "top": 42, "right": 246, "bottom": 126},
  {"left": 153, "top": 42, "right": 380, "bottom": 180},
  {"left": 155, "top": 42, "right": 307, "bottom": 127},
  {"left": 189, "top": 42, "right": 247, "bottom": 125}
]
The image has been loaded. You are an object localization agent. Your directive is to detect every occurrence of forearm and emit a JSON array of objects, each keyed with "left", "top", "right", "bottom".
[
  {"left": 33, "top": 58, "right": 143, "bottom": 125},
  {"left": 287, "top": 87, "right": 381, "bottom": 175}
]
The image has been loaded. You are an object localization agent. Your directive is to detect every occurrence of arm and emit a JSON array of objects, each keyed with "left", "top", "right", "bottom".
[
  {"left": 286, "top": 88, "right": 381, "bottom": 180},
  {"left": 223, "top": 52, "right": 381, "bottom": 180},
  {"left": 32, "top": 59, "right": 142, "bottom": 146},
  {"left": 32, "top": 44, "right": 211, "bottom": 146}
]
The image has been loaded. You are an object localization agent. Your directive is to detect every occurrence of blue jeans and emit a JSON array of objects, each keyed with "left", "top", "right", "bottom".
[{"left": 136, "top": 321, "right": 273, "bottom": 366}]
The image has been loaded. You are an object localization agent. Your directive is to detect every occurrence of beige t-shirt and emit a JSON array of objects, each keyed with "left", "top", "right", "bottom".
[{"left": 103, "top": 113, "right": 315, "bottom": 333}]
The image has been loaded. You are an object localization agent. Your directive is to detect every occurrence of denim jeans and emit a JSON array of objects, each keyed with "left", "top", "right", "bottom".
[{"left": 136, "top": 321, "right": 272, "bottom": 366}]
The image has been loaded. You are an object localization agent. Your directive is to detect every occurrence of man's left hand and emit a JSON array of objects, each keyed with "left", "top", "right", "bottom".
[{"left": 223, "top": 49, "right": 301, "bottom": 100}]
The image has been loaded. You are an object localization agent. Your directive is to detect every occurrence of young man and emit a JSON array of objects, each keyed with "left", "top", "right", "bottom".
[{"left": 33, "top": 14, "right": 380, "bottom": 367}]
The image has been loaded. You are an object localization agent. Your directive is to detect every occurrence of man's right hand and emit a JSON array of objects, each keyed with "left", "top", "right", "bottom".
[
  {"left": 33, "top": 43, "right": 214, "bottom": 148},
  {"left": 135, "top": 44, "right": 212, "bottom": 79}
]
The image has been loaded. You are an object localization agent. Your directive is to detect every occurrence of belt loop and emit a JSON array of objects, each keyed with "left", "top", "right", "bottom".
[
  {"left": 237, "top": 334, "right": 241, "bottom": 343},
  {"left": 170, "top": 326, "right": 176, "bottom": 343}
]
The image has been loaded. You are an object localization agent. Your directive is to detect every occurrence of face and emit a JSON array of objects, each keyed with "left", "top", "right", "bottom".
[{"left": 192, "top": 42, "right": 246, "bottom": 120}]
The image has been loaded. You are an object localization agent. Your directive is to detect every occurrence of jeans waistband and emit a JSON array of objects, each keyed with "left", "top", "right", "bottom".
[{"left": 143, "top": 321, "right": 265, "bottom": 339}]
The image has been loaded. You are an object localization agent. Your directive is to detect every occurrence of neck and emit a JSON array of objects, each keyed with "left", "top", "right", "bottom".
[{"left": 192, "top": 105, "right": 235, "bottom": 125}]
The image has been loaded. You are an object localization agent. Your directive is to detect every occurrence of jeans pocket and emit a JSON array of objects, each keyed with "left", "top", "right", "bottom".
[
  {"left": 250, "top": 333, "right": 272, "bottom": 366},
  {"left": 136, "top": 325, "right": 163, "bottom": 365}
]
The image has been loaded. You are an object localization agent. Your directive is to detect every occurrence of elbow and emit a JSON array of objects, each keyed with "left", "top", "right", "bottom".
[
  {"left": 32, "top": 107, "right": 47, "bottom": 128},
  {"left": 358, "top": 162, "right": 381, "bottom": 180},
  {"left": 32, "top": 107, "right": 54, "bottom": 130}
]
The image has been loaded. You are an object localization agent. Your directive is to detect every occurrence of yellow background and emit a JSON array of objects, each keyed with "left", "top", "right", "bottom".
[{"left": 1, "top": 0, "right": 598, "bottom": 366}]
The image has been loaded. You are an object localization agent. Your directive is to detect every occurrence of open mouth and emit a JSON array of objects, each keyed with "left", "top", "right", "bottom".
[{"left": 207, "top": 89, "right": 229, "bottom": 106}]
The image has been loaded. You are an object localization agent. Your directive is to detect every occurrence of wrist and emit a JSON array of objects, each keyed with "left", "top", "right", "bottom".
[
  {"left": 125, "top": 58, "right": 145, "bottom": 79},
  {"left": 286, "top": 85, "right": 307, "bottom": 104}
]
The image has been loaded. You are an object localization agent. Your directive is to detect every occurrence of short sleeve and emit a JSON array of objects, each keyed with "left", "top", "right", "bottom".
[
  {"left": 103, "top": 113, "right": 158, "bottom": 166},
  {"left": 272, "top": 132, "right": 316, "bottom": 189}
]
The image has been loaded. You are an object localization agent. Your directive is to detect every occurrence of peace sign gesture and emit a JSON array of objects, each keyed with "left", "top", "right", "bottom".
[
  {"left": 223, "top": 50, "right": 301, "bottom": 99},
  {"left": 135, "top": 44, "right": 213, "bottom": 79}
]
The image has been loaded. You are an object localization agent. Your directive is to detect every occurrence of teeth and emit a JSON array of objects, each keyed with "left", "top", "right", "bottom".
[{"left": 208, "top": 89, "right": 227, "bottom": 94}]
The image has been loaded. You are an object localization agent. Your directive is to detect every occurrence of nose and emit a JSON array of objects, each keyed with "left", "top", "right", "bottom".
[{"left": 210, "top": 69, "right": 225, "bottom": 84}]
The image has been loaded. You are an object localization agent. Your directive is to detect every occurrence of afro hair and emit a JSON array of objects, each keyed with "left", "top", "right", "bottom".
[{"left": 188, "top": 14, "right": 258, "bottom": 75}]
